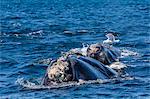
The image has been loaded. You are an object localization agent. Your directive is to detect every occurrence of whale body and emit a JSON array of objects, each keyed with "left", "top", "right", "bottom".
[{"left": 41, "top": 56, "right": 118, "bottom": 86}]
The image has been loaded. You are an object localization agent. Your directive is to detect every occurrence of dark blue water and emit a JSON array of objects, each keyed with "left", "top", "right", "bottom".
[{"left": 0, "top": 0, "right": 150, "bottom": 98}]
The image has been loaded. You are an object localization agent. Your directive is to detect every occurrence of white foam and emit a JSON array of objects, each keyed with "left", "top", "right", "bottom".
[
  {"left": 109, "top": 62, "right": 127, "bottom": 69},
  {"left": 16, "top": 77, "right": 134, "bottom": 90},
  {"left": 121, "top": 49, "right": 139, "bottom": 57},
  {"left": 70, "top": 47, "right": 88, "bottom": 56},
  {"left": 29, "top": 30, "right": 43, "bottom": 36}
]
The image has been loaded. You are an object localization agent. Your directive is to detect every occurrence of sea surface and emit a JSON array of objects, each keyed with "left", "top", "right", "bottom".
[{"left": 0, "top": 0, "right": 150, "bottom": 98}]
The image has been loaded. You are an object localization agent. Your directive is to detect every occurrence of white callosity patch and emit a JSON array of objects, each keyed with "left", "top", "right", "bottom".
[{"left": 47, "top": 58, "right": 70, "bottom": 82}]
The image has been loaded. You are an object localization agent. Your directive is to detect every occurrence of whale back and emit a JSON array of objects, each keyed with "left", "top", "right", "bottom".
[
  {"left": 76, "top": 59, "right": 107, "bottom": 80},
  {"left": 68, "top": 56, "right": 111, "bottom": 81},
  {"left": 79, "top": 56, "right": 118, "bottom": 78}
]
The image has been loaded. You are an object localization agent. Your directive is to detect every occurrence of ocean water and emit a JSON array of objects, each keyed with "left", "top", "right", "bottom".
[{"left": 0, "top": 0, "right": 150, "bottom": 98}]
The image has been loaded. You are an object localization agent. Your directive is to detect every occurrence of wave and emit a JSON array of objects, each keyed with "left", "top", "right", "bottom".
[{"left": 0, "top": 30, "right": 44, "bottom": 38}]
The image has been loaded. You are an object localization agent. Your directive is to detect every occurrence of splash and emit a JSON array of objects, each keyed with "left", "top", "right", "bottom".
[{"left": 16, "top": 77, "right": 134, "bottom": 90}]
